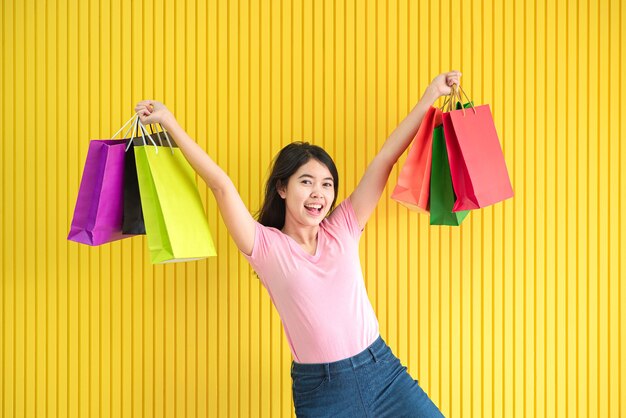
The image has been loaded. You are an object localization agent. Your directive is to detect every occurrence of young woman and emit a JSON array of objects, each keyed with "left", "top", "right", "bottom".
[{"left": 135, "top": 70, "right": 460, "bottom": 417}]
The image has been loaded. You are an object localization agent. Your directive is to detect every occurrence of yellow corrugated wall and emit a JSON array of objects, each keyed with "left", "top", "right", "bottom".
[{"left": 1, "top": 0, "right": 624, "bottom": 417}]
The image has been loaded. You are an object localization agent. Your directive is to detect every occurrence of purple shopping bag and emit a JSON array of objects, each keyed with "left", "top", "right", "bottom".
[{"left": 67, "top": 139, "right": 129, "bottom": 246}]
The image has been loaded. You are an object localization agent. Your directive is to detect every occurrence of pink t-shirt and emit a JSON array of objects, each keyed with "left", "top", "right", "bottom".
[{"left": 241, "top": 198, "right": 380, "bottom": 364}]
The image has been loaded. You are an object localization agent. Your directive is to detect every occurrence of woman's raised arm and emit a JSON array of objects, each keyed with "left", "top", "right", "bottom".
[
  {"left": 348, "top": 71, "right": 461, "bottom": 229},
  {"left": 135, "top": 100, "right": 256, "bottom": 255}
]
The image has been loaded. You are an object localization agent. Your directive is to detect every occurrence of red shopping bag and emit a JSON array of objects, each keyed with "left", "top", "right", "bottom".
[
  {"left": 442, "top": 91, "right": 513, "bottom": 211},
  {"left": 391, "top": 106, "right": 442, "bottom": 213}
]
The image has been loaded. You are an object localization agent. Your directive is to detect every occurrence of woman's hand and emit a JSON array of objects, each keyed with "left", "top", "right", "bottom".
[
  {"left": 134, "top": 100, "right": 174, "bottom": 126},
  {"left": 427, "top": 70, "right": 462, "bottom": 98}
]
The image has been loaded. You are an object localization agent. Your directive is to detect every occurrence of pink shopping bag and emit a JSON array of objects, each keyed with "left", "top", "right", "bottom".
[{"left": 442, "top": 103, "right": 513, "bottom": 211}]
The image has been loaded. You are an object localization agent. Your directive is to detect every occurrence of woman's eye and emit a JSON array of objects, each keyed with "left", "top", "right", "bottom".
[
  {"left": 324, "top": 183, "right": 332, "bottom": 187},
  {"left": 302, "top": 180, "right": 311, "bottom": 185}
]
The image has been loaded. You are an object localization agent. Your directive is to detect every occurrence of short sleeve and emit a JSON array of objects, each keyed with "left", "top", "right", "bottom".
[
  {"left": 325, "top": 198, "right": 364, "bottom": 240},
  {"left": 239, "top": 222, "right": 280, "bottom": 282}
]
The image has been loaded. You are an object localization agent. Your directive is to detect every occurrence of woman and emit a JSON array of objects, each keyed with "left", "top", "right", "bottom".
[{"left": 135, "top": 70, "right": 460, "bottom": 417}]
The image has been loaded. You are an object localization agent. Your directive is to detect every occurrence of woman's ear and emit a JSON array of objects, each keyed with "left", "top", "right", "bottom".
[{"left": 277, "top": 180, "right": 287, "bottom": 199}]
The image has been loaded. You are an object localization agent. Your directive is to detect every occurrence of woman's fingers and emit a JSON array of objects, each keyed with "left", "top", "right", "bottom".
[
  {"left": 137, "top": 102, "right": 168, "bottom": 124},
  {"left": 135, "top": 105, "right": 152, "bottom": 117},
  {"left": 448, "top": 70, "right": 462, "bottom": 86},
  {"left": 445, "top": 70, "right": 461, "bottom": 87},
  {"left": 134, "top": 100, "right": 171, "bottom": 126},
  {"left": 139, "top": 113, "right": 154, "bottom": 125},
  {"left": 135, "top": 100, "right": 157, "bottom": 112}
]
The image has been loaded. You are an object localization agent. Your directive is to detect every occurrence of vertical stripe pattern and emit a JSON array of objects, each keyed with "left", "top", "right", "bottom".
[{"left": 1, "top": 0, "right": 625, "bottom": 417}]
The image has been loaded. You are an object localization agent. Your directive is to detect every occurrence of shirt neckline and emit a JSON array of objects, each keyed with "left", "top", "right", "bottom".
[{"left": 282, "top": 225, "right": 324, "bottom": 261}]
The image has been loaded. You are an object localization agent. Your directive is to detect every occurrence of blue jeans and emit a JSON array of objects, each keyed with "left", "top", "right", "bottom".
[{"left": 291, "top": 335, "right": 446, "bottom": 417}]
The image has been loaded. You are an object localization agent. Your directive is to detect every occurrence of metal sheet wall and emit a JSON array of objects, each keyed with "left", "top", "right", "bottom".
[{"left": 1, "top": 0, "right": 624, "bottom": 416}]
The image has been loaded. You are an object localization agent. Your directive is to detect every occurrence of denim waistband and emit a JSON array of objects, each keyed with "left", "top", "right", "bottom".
[{"left": 290, "top": 335, "right": 390, "bottom": 377}]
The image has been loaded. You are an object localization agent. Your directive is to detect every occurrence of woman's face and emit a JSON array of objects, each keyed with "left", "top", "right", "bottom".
[{"left": 278, "top": 159, "right": 336, "bottom": 228}]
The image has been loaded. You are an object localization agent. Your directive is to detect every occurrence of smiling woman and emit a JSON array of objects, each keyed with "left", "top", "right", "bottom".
[
  {"left": 277, "top": 159, "right": 336, "bottom": 244},
  {"left": 134, "top": 70, "right": 459, "bottom": 417},
  {"left": 258, "top": 142, "right": 339, "bottom": 233}
]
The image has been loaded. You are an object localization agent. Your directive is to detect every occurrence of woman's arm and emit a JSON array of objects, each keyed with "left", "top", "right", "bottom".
[
  {"left": 348, "top": 71, "right": 461, "bottom": 229},
  {"left": 135, "top": 101, "right": 256, "bottom": 255}
]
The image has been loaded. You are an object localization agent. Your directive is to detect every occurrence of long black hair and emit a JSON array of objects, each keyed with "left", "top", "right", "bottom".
[{"left": 257, "top": 142, "right": 339, "bottom": 229}]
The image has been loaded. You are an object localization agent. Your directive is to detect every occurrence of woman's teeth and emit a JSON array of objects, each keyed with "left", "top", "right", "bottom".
[{"left": 304, "top": 204, "right": 322, "bottom": 214}]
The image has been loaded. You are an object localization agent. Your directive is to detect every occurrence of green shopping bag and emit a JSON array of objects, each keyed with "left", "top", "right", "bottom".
[
  {"left": 430, "top": 122, "right": 470, "bottom": 226},
  {"left": 133, "top": 122, "right": 216, "bottom": 263}
]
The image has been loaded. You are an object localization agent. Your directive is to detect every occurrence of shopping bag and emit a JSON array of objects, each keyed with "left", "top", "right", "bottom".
[
  {"left": 391, "top": 106, "right": 442, "bottom": 213},
  {"left": 68, "top": 115, "right": 140, "bottom": 245},
  {"left": 133, "top": 123, "right": 216, "bottom": 263},
  {"left": 430, "top": 101, "right": 472, "bottom": 225},
  {"left": 124, "top": 123, "right": 171, "bottom": 234},
  {"left": 122, "top": 137, "right": 146, "bottom": 235},
  {"left": 67, "top": 140, "right": 127, "bottom": 245},
  {"left": 430, "top": 125, "right": 470, "bottom": 226},
  {"left": 442, "top": 87, "right": 513, "bottom": 211}
]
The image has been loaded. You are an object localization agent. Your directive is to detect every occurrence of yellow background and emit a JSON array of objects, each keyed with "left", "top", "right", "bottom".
[{"left": 1, "top": 0, "right": 624, "bottom": 417}]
